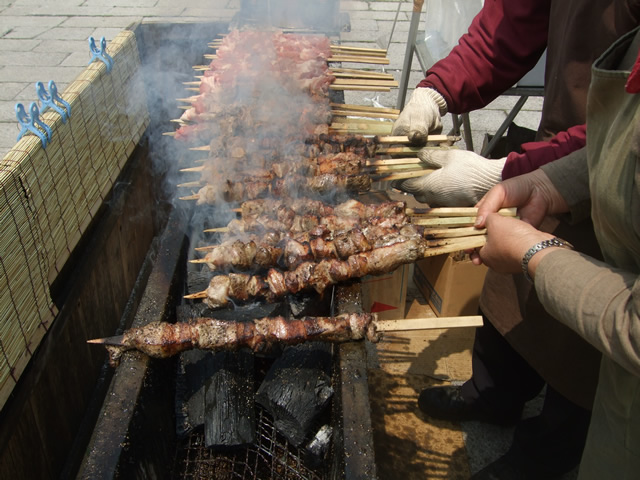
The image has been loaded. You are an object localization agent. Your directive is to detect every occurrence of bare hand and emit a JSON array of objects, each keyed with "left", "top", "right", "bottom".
[
  {"left": 475, "top": 169, "right": 569, "bottom": 228},
  {"left": 470, "top": 214, "right": 554, "bottom": 272}
]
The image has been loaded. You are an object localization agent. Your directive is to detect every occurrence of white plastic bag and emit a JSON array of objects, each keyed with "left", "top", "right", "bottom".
[{"left": 423, "top": 0, "right": 484, "bottom": 64}]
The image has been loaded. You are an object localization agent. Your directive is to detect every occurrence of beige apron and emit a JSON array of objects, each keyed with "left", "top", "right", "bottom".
[{"left": 576, "top": 27, "right": 640, "bottom": 480}]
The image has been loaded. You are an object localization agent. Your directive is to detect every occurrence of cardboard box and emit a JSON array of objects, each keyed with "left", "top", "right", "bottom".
[
  {"left": 361, "top": 264, "right": 410, "bottom": 320},
  {"left": 414, "top": 253, "right": 487, "bottom": 317}
]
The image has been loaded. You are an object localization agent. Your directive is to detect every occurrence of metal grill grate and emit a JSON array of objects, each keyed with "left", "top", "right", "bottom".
[{"left": 178, "top": 406, "right": 326, "bottom": 480}]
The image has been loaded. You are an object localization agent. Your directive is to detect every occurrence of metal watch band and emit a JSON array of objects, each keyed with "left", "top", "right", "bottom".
[{"left": 521, "top": 237, "right": 574, "bottom": 283}]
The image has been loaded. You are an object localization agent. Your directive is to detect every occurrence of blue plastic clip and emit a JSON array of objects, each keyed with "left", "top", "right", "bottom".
[
  {"left": 16, "top": 102, "right": 53, "bottom": 148},
  {"left": 88, "top": 36, "right": 114, "bottom": 72},
  {"left": 36, "top": 80, "right": 71, "bottom": 123}
]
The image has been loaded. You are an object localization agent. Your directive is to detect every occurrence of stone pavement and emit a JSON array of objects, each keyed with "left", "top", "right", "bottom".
[{"left": 0, "top": 0, "right": 542, "bottom": 159}]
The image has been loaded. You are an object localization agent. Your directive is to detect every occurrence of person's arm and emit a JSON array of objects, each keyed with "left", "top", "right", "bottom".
[
  {"left": 393, "top": 0, "right": 551, "bottom": 143},
  {"left": 502, "top": 125, "right": 587, "bottom": 179},
  {"left": 392, "top": 128, "right": 587, "bottom": 208},
  {"left": 419, "top": 0, "right": 551, "bottom": 113},
  {"left": 536, "top": 251, "right": 640, "bottom": 377},
  {"left": 539, "top": 145, "right": 591, "bottom": 223}
]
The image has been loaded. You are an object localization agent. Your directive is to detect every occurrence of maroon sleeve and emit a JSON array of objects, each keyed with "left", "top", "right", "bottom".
[
  {"left": 501, "top": 125, "right": 587, "bottom": 179},
  {"left": 417, "top": 0, "right": 551, "bottom": 113}
]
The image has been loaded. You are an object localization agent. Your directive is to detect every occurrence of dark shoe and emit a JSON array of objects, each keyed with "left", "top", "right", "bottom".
[{"left": 418, "top": 385, "right": 519, "bottom": 426}]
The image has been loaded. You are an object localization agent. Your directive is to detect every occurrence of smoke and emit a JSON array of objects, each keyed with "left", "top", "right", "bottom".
[{"left": 120, "top": 16, "right": 343, "bottom": 296}]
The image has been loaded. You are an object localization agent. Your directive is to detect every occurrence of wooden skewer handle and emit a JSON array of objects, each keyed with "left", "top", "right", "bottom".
[
  {"left": 375, "top": 315, "right": 483, "bottom": 332},
  {"left": 377, "top": 135, "right": 461, "bottom": 144},
  {"left": 424, "top": 207, "right": 517, "bottom": 217}
]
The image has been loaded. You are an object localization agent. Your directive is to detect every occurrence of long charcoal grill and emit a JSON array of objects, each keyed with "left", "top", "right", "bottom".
[
  {"left": 77, "top": 203, "right": 376, "bottom": 480},
  {"left": 72, "top": 16, "right": 377, "bottom": 480}
]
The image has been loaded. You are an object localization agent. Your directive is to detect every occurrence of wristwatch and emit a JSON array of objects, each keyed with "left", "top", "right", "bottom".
[{"left": 521, "top": 237, "right": 574, "bottom": 282}]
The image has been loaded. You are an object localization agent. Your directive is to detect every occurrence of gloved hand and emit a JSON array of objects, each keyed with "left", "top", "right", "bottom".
[
  {"left": 392, "top": 88, "right": 448, "bottom": 144},
  {"left": 393, "top": 148, "right": 507, "bottom": 206}
]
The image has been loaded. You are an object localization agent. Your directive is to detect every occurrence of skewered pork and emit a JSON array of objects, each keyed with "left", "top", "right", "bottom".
[
  {"left": 197, "top": 237, "right": 424, "bottom": 309},
  {"left": 239, "top": 198, "right": 405, "bottom": 221},
  {"left": 93, "top": 313, "right": 379, "bottom": 367},
  {"left": 194, "top": 172, "right": 373, "bottom": 205},
  {"left": 222, "top": 212, "right": 407, "bottom": 236},
  {"left": 192, "top": 233, "right": 486, "bottom": 309},
  {"left": 200, "top": 224, "right": 422, "bottom": 272}
]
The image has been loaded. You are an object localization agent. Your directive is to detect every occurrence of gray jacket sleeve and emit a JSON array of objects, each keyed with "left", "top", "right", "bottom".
[
  {"left": 540, "top": 146, "right": 591, "bottom": 223},
  {"left": 535, "top": 249, "right": 640, "bottom": 377}
]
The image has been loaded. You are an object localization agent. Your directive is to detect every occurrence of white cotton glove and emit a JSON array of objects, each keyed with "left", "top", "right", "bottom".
[
  {"left": 393, "top": 149, "right": 507, "bottom": 207},
  {"left": 392, "top": 88, "right": 448, "bottom": 144}
]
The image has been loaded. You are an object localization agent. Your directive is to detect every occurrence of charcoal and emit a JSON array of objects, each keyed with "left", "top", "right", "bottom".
[
  {"left": 204, "top": 350, "right": 256, "bottom": 448},
  {"left": 256, "top": 341, "right": 333, "bottom": 446},
  {"left": 175, "top": 303, "right": 257, "bottom": 448}
]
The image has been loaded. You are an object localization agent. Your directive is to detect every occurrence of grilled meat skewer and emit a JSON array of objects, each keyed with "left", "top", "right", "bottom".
[
  {"left": 238, "top": 198, "right": 405, "bottom": 221},
  {"left": 220, "top": 212, "right": 407, "bottom": 237},
  {"left": 197, "top": 224, "right": 421, "bottom": 272},
  {"left": 191, "top": 173, "right": 373, "bottom": 205},
  {"left": 89, "top": 313, "right": 380, "bottom": 367},
  {"left": 189, "top": 235, "right": 486, "bottom": 309}
]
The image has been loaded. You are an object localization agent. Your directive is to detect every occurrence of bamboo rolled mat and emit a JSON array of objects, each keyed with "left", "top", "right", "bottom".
[{"left": 0, "top": 29, "right": 149, "bottom": 409}]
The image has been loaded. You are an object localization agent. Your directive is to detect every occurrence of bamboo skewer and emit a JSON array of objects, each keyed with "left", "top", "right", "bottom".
[
  {"left": 187, "top": 137, "right": 453, "bottom": 152},
  {"left": 180, "top": 165, "right": 206, "bottom": 173},
  {"left": 329, "top": 122, "right": 393, "bottom": 134},
  {"left": 412, "top": 217, "right": 485, "bottom": 228},
  {"left": 192, "top": 57, "right": 391, "bottom": 73},
  {"left": 377, "top": 315, "right": 483, "bottom": 332},
  {"left": 413, "top": 207, "right": 517, "bottom": 218},
  {"left": 375, "top": 146, "right": 422, "bottom": 155},
  {"left": 177, "top": 181, "right": 202, "bottom": 188},
  {"left": 329, "top": 85, "right": 391, "bottom": 92},
  {"left": 327, "top": 56, "right": 390, "bottom": 65},
  {"left": 330, "top": 45, "right": 387, "bottom": 56},
  {"left": 331, "top": 110, "right": 399, "bottom": 120},
  {"left": 193, "top": 229, "right": 487, "bottom": 252},
  {"left": 366, "top": 157, "right": 422, "bottom": 166},
  {"left": 366, "top": 165, "right": 427, "bottom": 173},
  {"left": 377, "top": 135, "right": 461, "bottom": 144},
  {"left": 179, "top": 194, "right": 200, "bottom": 201},
  {"left": 183, "top": 78, "right": 396, "bottom": 92},
  {"left": 87, "top": 315, "right": 484, "bottom": 352},
  {"left": 330, "top": 102, "right": 400, "bottom": 114},
  {"left": 331, "top": 117, "right": 393, "bottom": 125},
  {"left": 374, "top": 169, "right": 435, "bottom": 181},
  {"left": 332, "top": 72, "right": 395, "bottom": 80},
  {"left": 184, "top": 235, "right": 487, "bottom": 300},
  {"left": 331, "top": 79, "right": 398, "bottom": 87},
  {"left": 177, "top": 164, "right": 432, "bottom": 177},
  {"left": 329, "top": 69, "right": 394, "bottom": 79},
  {"left": 189, "top": 235, "right": 484, "bottom": 263},
  {"left": 205, "top": 43, "right": 389, "bottom": 57},
  {"left": 421, "top": 227, "right": 487, "bottom": 238}
]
